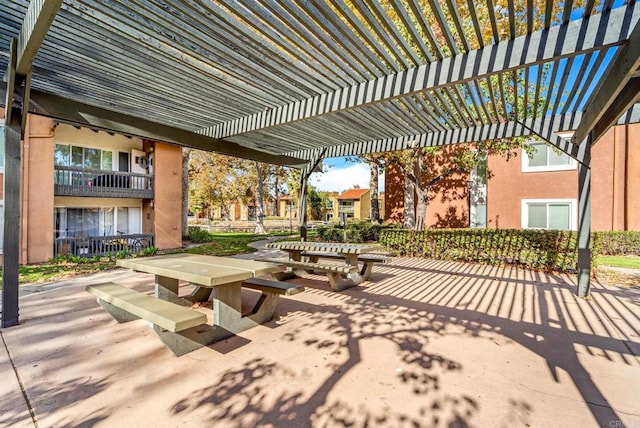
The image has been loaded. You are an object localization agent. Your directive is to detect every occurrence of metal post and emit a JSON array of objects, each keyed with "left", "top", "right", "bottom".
[
  {"left": 297, "top": 172, "right": 307, "bottom": 241},
  {"left": 577, "top": 135, "right": 592, "bottom": 298},
  {"left": 1, "top": 39, "right": 21, "bottom": 328}
]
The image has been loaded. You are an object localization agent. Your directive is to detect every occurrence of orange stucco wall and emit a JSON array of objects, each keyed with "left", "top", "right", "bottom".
[
  {"left": 385, "top": 146, "right": 471, "bottom": 228},
  {"left": 153, "top": 143, "right": 183, "bottom": 249},
  {"left": 384, "top": 124, "right": 640, "bottom": 231},
  {"left": 22, "top": 115, "right": 56, "bottom": 263}
]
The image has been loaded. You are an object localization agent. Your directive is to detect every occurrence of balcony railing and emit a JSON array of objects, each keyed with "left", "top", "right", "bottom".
[
  {"left": 338, "top": 206, "right": 355, "bottom": 214},
  {"left": 54, "top": 234, "right": 155, "bottom": 257},
  {"left": 54, "top": 166, "right": 153, "bottom": 199}
]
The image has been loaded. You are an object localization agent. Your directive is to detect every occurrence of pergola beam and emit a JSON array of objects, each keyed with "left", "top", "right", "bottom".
[
  {"left": 285, "top": 113, "right": 584, "bottom": 160},
  {"left": 14, "top": 0, "right": 63, "bottom": 75},
  {"left": 0, "top": 83, "right": 305, "bottom": 167},
  {"left": 572, "top": 19, "right": 640, "bottom": 145},
  {"left": 203, "top": 5, "right": 638, "bottom": 139}
]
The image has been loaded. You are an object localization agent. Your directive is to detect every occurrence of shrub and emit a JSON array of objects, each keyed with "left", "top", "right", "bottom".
[
  {"left": 379, "top": 228, "right": 581, "bottom": 272},
  {"left": 188, "top": 227, "right": 213, "bottom": 243},
  {"left": 317, "top": 220, "right": 394, "bottom": 243},
  {"left": 593, "top": 231, "right": 640, "bottom": 255}
]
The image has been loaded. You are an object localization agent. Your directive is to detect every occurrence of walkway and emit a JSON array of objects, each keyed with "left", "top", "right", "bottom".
[{"left": 1, "top": 255, "right": 638, "bottom": 427}]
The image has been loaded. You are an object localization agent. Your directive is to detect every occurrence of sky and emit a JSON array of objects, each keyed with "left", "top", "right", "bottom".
[{"left": 308, "top": 157, "right": 385, "bottom": 193}]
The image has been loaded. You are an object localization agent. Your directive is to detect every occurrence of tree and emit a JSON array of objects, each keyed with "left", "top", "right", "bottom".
[
  {"left": 188, "top": 151, "right": 252, "bottom": 220},
  {"left": 253, "top": 161, "right": 268, "bottom": 234},
  {"left": 384, "top": 138, "right": 531, "bottom": 230}
]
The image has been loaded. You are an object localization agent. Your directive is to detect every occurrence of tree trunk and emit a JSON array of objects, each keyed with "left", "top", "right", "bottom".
[
  {"left": 181, "top": 148, "right": 191, "bottom": 240},
  {"left": 414, "top": 187, "right": 427, "bottom": 231},
  {"left": 403, "top": 174, "right": 415, "bottom": 229},
  {"left": 254, "top": 162, "right": 267, "bottom": 234},
  {"left": 369, "top": 160, "right": 380, "bottom": 224},
  {"left": 413, "top": 152, "right": 426, "bottom": 231}
]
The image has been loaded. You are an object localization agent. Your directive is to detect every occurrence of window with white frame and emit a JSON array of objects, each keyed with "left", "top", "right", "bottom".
[
  {"left": 521, "top": 199, "right": 576, "bottom": 230},
  {"left": 522, "top": 141, "right": 576, "bottom": 172}
]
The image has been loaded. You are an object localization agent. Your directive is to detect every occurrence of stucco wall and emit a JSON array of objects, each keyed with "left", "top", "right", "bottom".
[
  {"left": 384, "top": 124, "right": 640, "bottom": 231},
  {"left": 55, "top": 124, "right": 144, "bottom": 153},
  {"left": 624, "top": 124, "right": 640, "bottom": 230},
  {"left": 153, "top": 143, "right": 183, "bottom": 249},
  {"left": 23, "top": 115, "right": 56, "bottom": 263},
  {"left": 487, "top": 151, "right": 577, "bottom": 229}
]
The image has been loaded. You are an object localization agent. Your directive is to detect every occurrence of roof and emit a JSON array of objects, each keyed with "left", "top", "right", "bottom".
[
  {"left": 1, "top": 2, "right": 639, "bottom": 167},
  {"left": 338, "top": 188, "right": 370, "bottom": 200}
]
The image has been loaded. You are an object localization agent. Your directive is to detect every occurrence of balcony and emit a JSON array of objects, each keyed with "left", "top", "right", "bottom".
[
  {"left": 54, "top": 233, "right": 155, "bottom": 257},
  {"left": 54, "top": 166, "right": 153, "bottom": 199}
]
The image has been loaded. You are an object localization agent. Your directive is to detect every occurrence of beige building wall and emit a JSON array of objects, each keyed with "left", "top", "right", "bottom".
[
  {"left": 153, "top": 143, "right": 183, "bottom": 249},
  {"left": 55, "top": 124, "right": 143, "bottom": 154},
  {"left": 358, "top": 191, "right": 371, "bottom": 219}
]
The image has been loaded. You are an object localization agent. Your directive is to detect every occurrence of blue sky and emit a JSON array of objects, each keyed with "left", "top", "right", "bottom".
[{"left": 309, "top": 157, "right": 385, "bottom": 193}]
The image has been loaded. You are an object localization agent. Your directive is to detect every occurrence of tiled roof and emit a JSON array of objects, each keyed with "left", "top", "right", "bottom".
[{"left": 338, "top": 188, "right": 369, "bottom": 200}]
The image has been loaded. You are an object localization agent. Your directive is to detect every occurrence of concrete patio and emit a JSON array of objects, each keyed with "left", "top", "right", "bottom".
[{"left": 1, "top": 255, "right": 638, "bottom": 427}]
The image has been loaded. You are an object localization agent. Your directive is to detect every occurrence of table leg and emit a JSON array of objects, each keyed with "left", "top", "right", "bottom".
[
  {"left": 324, "top": 254, "right": 364, "bottom": 292},
  {"left": 155, "top": 275, "right": 191, "bottom": 307},
  {"left": 155, "top": 281, "right": 281, "bottom": 355},
  {"left": 212, "top": 282, "right": 280, "bottom": 335},
  {"left": 343, "top": 254, "right": 363, "bottom": 284}
]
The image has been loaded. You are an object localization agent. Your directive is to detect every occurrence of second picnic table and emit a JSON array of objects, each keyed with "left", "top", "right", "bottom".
[{"left": 263, "top": 241, "right": 388, "bottom": 291}]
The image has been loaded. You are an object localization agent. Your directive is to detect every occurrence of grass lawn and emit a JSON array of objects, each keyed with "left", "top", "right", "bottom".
[
  {"left": 596, "top": 255, "right": 640, "bottom": 270},
  {"left": 4, "top": 232, "right": 273, "bottom": 285}
]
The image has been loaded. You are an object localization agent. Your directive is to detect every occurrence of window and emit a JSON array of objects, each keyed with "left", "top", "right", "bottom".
[
  {"left": 55, "top": 207, "right": 142, "bottom": 238},
  {"left": 55, "top": 144, "right": 114, "bottom": 170},
  {"left": 522, "top": 141, "right": 576, "bottom": 172},
  {"left": 521, "top": 199, "right": 576, "bottom": 230}
]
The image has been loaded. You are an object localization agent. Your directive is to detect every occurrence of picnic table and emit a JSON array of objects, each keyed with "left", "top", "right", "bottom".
[
  {"left": 87, "top": 254, "right": 303, "bottom": 356},
  {"left": 262, "top": 241, "right": 388, "bottom": 291}
]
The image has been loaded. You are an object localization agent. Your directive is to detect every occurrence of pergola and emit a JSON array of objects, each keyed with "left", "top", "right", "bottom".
[{"left": 1, "top": 1, "right": 639, "bottom": 327}]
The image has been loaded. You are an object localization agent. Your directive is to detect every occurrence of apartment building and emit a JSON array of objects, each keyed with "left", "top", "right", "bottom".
[
  {"left": 0, "top": 112, "right": 183, "bottom": 264},
  {"left": 385, "top": 124, "right": 640, "bottom": 231},
  {"left": 337, "top": 188, "right": 371, "bottom": 221}
]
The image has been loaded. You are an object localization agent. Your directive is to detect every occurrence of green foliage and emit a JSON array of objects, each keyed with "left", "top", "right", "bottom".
[
  {"left": 380, "top": 228, "right": 581, "bottom": 272},
  {"left": 188, "top": 227, "right": 214, "bottom": 243},
  {"left": 138, "top": 246, "right": 159, "bottom": 257},
  {"left": 379, "top": 229, "right": 640, "bottom": 272},
  {"left": 318, "top": 220, "right": 393, "bottom": 243},
  {"left": 593, "top": 231, "right": 640, "bottom": 256}
]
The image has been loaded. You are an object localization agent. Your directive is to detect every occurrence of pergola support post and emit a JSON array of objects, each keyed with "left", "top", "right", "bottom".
[
  {"left": 296, "top": 148, "right": 325, "bottom": 241},
  {"left": 2, "top": 40, "right": 22, "bottom": 328},
  {"left": 577, "top": 135, "right": 592, "bottom": 298}
]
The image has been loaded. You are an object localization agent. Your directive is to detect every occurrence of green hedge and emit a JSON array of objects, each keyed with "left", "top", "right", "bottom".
[
  {"left": 317, "top": 220, "right": 393, "bottom": 243},
  {"left": 593, "top": 231, "right": 640, "bottom": 255},
  {"left": 379, "top": 228, "right": 583, "bottom": 272},
  {"left": 378, "top": 229, "right": 640, "bottom": 272}
]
